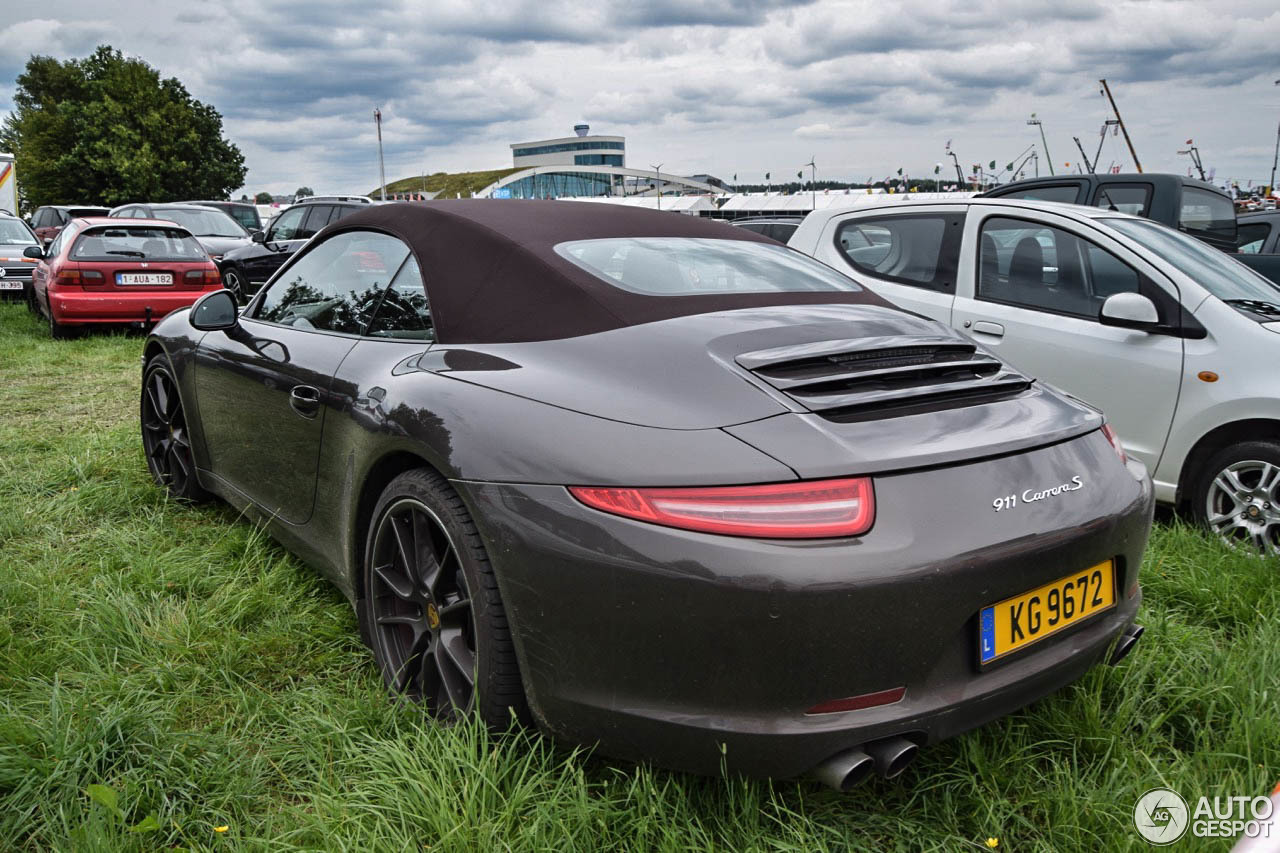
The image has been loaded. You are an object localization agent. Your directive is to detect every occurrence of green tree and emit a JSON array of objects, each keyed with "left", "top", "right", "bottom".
[
  {"left": 294, "top": 186, "right": 314, "bottom": 199},
  {"left": 1, "top": 45, "right": 246, "bottom": 210},
  {"left": 254, "top": 191, "right": 272, "bottom": 204}
]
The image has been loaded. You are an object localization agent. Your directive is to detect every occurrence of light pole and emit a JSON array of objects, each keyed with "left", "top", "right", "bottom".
[
  {"left": 804, "top": 158, "right": 816, "bottom": 209},
  {"left": 651, "top": 163, "right": 663, "bottom": 210},
  {"left": 374, "top": 108, "right": 387, "bottom": 201},
  {"left": 1270, "top": 80, "right": 1280, "bottom": 197},
  {"left": 1026, "top": 115, "right": 1054, "bottom": 175}
]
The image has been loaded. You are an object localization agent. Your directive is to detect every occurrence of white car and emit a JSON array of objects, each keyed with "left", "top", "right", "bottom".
[{"left": 789, "top": 197, "right": 1280, "bottom": 554}]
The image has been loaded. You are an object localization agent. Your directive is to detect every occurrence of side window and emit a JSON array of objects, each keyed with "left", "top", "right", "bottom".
[
  {"left": 46, "top": 226, "right": 69, "bottom": 257},
  {"left": 834, "top": 214, "right": 957, "bottom": 290},
  {"left": 977, "top": 216, "right": 1143, "bottom": 319},
  {"left": 297, "top": 205, "right": 333, "bottom": 239},
  {"left": 998, "top": 184, "right": 1083, "bottom": 204},
  {"left": 1092, "top": 184, "right": 1152, "bottom": 216},
  {"left": 1179, "top": 187, "right": 1236, "bottom": 243},
  {"left": 330, "top": 205, "right": 359, "bottom": 225},
  {"left": 255, "top": 231, "right": 410, "bottom": 334},
  {"left": 365, "top": 256, "right": 434, "bottom": 341},
  {"left": 269, "top": 206, "right": 308, "bottom": 240},
  {"left": 1237, "top": 223, "right": 1270, "bottom": 254}
]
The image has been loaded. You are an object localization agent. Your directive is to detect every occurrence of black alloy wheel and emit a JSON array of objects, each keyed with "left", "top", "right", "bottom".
[
  {"left": 361, "top": 469, "right": 525, "bottom": 727},
  {"left": 222, "top": 266, "right": 246, "bottom": 304},
  {"left": 140, "top": 355, "right": 209, "bottom": 501}
]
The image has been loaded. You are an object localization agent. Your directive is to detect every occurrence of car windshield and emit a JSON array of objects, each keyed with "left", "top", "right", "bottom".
[
  {"left": 71, "top": 227, "right": 208, "bottom": 261},
  {"left": 555, "top": 237, "right": 863, "bottom": 295},
  {"left": 0, "top": 220, "right": 36, "bottom": 245},
  {"left": 1102, "top": 218, "right": 1280, "bottom": 304},
  {"left": 152, "top": 207, "right": 247, "bottom": 238}
]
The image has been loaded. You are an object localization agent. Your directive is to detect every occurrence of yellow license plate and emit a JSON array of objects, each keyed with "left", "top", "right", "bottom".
[{"left": 979, "top": 561, "right": 1115, "bottom": 664}]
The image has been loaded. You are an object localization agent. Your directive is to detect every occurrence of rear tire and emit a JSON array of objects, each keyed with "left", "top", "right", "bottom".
[
  {"left": 359, "top": 468, "right": 526, "bottom": 729},
  {"left": 46, "top": 297, "right": 72, "bottom": 339},
  {"left": 140, "top": 355, "right": 211, "bottom": 502},
  {"left": 222, "top": 266, "right": 247, "bottom": 304},
  {"left": 1190, "top": 440, "right": 1280, "bottom": 557}
]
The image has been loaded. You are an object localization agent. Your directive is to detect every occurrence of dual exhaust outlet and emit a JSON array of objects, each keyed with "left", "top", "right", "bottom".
[
  {"left": 812, "top": 623, "right": 1144, "bottom": 791},
  {"left": 811, "top": 735, "right": 918, "bottom": 791}
]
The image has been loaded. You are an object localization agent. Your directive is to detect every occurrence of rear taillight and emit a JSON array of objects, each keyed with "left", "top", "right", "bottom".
[
  {"left": 81, "top": 270, "right": 104, "bottom": 284},
  {"left": 568, "top": 477, "right": 875, "bottom": 539},
  {"left": 1101, "top": 423, "right": 1126, "bottom": 464},
  {"left": 186, "top": 269, "right": 222, "bottom": 286},
  {"left": 55, "top": 268, "right": 81, "bottom": 285}
]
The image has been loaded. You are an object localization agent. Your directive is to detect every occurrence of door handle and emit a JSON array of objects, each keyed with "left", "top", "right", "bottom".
[
  {"left": 971, "top": 321, "right": 1005, "bottom": 338},
  {"left": 289, "top": 385, "right": 321, "bottom": 418}
]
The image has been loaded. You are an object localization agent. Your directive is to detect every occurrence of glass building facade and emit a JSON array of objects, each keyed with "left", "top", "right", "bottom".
[
  {"left": 499, "top": 171, "right": 624, "bottom": 199},
  {"left": 574, "top": 154, "right": 624, "bottom": 167}
]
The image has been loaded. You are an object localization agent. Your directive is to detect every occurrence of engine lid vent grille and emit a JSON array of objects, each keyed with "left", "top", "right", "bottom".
[{"left": 736, "top": 335, "right": 1032, "bottom": 420}]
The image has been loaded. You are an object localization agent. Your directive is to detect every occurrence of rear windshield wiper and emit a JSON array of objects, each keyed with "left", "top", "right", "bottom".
[
  {"left": 106, "top": 250, "right": 146, "bottom": 258},
  {"left": 1223, "top": 298, "right": 1280, "bottom": 315}
]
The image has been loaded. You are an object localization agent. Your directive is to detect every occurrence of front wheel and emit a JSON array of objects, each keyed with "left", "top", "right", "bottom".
[
  {"left": 359, "top": 469, "right": 526, "bottom": 728},
  {"left": 1191, "top": 440, "right": 1280, "bottom": 557}
]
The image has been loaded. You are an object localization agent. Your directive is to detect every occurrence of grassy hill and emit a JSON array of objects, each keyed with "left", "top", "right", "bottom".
[{"left": 369, "top": 167, "right": 523, "bottom": 199}]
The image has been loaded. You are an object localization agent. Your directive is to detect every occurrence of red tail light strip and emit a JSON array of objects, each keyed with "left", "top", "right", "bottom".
[
  {"left": 806, "top": 686, "right": 906, "bottom": 715},
  {"left": 568, "top": 477, "right": 875, "bottom": 539}
]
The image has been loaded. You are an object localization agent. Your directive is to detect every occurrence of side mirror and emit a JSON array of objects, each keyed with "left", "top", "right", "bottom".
[
  {"left": 250, "top": 230, "right": 266, "bottom": 243},
  {"left": 22, "top": 245, "right": 44, "bottom": 259},
  {"left": 190, "top": 289, "right": 239, "bottom": 331},
  {"left": 1099, "top": 292, "right": 1159, "bottom": 331}
]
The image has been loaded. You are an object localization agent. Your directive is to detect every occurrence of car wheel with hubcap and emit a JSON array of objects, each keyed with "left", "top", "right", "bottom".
[
  {"left": 1193, "top": 440, "right": 1280, "bottom": 557},
  {"left": 45, "top": 295, "right": 72, "bottom": 339},
  {"left": 360, "top": 469, "right": 525, "bottom": 728},
  {"left": 140, "top": 355, "right": 210, "bottom": 502}
]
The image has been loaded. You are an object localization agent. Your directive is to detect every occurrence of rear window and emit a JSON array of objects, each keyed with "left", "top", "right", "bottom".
[
  {"left": 555, "top": 237, "right": 862, "bottom": 295},
  {"left": 67, "top": 207, "right": 109, "bottom": 218},
  {"left": 71, "top": 227, "right": 208, "bottom": 261},
  {"left": 1179, "top": 187, "right": 1236, "bottom": 244},
  {"left": 152, "top": 207, "right": 247, "bottom": 238}
]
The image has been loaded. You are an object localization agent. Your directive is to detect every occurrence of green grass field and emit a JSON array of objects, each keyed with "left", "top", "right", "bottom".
[{"left": 0, "top": 302, "right": 1275, "bottom": 851}]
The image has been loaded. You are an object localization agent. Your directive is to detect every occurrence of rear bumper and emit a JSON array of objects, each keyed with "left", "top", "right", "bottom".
[
  {"left": 49, "top": 289, "right": 210, "bottom": 324},
  {"left": 459, "top": 430, "right": 1154, "bottom": 779}
]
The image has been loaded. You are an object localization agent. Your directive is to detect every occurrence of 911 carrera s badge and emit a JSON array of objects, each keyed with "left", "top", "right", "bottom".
[{"left": 992, "top": 475, "right": 1084, "bottom": 512}]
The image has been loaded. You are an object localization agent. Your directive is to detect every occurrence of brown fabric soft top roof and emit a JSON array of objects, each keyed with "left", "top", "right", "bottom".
[{"left": 328, "top": 199, "right": 887, "bottom": 344}]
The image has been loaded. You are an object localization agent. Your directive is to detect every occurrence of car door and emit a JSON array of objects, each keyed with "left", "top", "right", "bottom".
[
  {"left": 813, "top": 207, "right": 964, "bottom": 323},
  {"left": 243, "top": 205, "right": 313, "bottom": 283},
  {"left": 950, "top": 206, "right": 1184, "bottom": 471},
  {"left": 194, "top": 229, "right": 411, "bottom": 524}
]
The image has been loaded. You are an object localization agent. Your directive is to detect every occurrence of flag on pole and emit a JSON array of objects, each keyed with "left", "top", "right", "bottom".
[{"left": 1185, "top": 139, "right": 1193, "bottom": 145}]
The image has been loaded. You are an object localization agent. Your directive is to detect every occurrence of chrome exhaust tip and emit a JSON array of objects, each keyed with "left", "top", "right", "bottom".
[
  {"left": 1108, "top": 623, "right": 1144, "bottom": 666},
  {"left": 811, "top": 747, "right": 876, "bottom": 791},
  {"left": 864, "top": 735, "right": 919, "bottom": 779}
]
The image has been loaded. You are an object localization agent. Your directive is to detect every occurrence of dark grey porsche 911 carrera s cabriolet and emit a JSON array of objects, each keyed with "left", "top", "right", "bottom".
[{"left": 141, "top": 200, "right": 1152, "bottom": 789}]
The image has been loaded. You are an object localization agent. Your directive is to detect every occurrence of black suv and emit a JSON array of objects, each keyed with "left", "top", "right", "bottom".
[
  {"left": 219, "top": 200, "right": 366, "bottom": 301},
  {"left": 978, "top": 173, "right": 1237, "bottom": 252}
]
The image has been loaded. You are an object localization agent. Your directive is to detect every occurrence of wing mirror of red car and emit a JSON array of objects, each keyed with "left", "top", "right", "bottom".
[
  {"left": 190, "top": 289, "right": 239, "bottom": 332},
  {"left": 22, "top": 245, "right": 44, "bottom": 259}
]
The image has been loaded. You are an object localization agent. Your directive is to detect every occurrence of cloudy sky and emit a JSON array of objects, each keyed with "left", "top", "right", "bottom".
[{"left": 2, "top": 0, "right": 1278, "bottom": 195}]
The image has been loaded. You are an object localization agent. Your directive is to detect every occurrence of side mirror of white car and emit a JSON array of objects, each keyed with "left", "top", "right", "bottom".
[{"left": 1098, "top": 292, "right": 1160, "bottom": 332}]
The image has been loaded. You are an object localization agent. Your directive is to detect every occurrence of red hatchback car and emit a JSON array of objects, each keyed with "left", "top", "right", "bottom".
[{"left": 30, "top": 217, "right": 222, "bottom": 337}]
